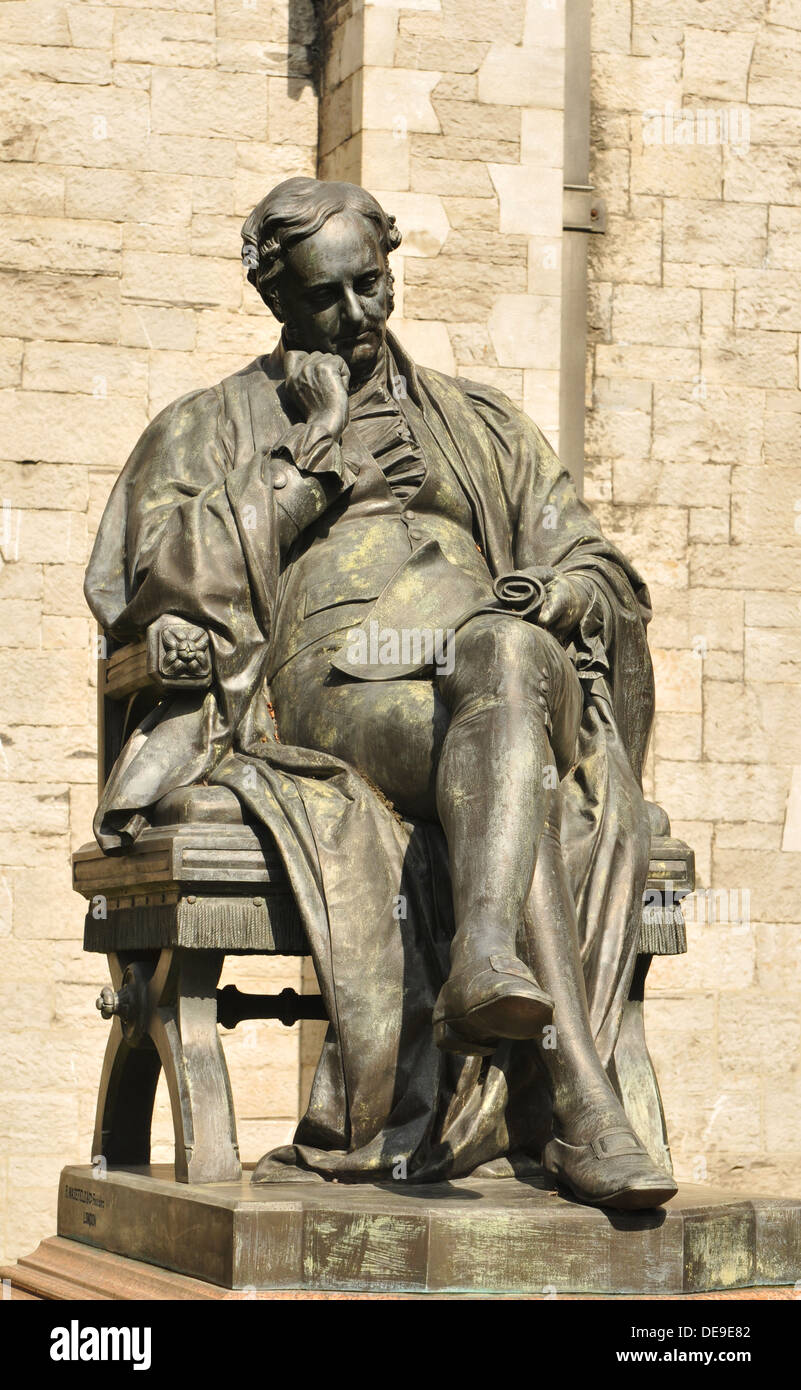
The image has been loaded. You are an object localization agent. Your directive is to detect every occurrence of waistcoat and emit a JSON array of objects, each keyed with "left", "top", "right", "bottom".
[{"left": 268, "top": 382, "right": 495, "bottom": 678}]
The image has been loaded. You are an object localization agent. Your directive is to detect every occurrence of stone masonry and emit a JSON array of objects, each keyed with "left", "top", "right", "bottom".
[
  {"left": 316, "top": 0, "right": 566, "bottom": 441},
  {"left": 0, "top": 0, "right": 319, "bottom": 1262},
  {"left": 587, "top": 0, "right": 801, "bottom": 1193}
]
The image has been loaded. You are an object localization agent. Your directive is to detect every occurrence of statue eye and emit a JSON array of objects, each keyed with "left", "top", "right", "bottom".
[
  {"left": 355, "top": 273, "right": 380, "bottom": 294},
  {"left": 307, "top": 286, "right": 336, "bottom": 308}
]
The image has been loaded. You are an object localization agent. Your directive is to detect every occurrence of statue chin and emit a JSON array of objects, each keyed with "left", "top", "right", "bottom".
[{"left": 341, "top": 335, "right": 385, "bottom": 383}]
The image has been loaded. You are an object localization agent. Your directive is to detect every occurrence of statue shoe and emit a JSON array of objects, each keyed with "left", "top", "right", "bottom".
[
  {"left": 542, "top": 1126, "right": 678, "bottom": 1210},
  {"left": 433, "top": 953, "right": 553, "bottom": 1056}
]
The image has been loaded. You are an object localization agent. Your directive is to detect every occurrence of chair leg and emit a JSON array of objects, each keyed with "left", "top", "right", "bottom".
[
  {"left": 93, "top": 1020, "right": 162, "bottom": 1167},
  {"left": 93, "top": 952, "right": 161, "bottom": 1168},
  {"left": 93, "top": 947, "right": 241, "bottom": 1184},
  {"left": 148, "top": 948, "right": 242, "bottom": 1184},
  {"left": 609, "top": 953, "right": 673, "bottom": 1173}
]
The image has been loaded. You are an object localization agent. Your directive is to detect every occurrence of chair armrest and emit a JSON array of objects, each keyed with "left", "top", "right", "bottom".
[{"left": 104, "top": 615, "right": 213, "bottom": 702}]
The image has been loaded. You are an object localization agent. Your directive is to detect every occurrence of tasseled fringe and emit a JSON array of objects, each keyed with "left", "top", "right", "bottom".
[
  {"left": 84, "top": 894, "right": 307, "bottom": 955},
  {"left": 639, "top": 901, "right": 687, "bottom": 956}
]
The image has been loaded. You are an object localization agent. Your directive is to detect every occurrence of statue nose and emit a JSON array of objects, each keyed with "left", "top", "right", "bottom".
[{"left": 342, "top": 287, "right": 364, "bottom": 325}]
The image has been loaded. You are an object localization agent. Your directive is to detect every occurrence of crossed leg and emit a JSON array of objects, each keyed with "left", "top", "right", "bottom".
[
  {"left": 273, "top": 612, "right": 579, "bottom": 1047},
  {"left": 271, "top": 611, "right": 676, "bottom": 1205}
]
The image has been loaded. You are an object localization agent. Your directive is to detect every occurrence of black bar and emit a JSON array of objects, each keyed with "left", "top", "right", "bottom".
[{"left": 216, "top": 984, "right": 327, "bottom": 1030}]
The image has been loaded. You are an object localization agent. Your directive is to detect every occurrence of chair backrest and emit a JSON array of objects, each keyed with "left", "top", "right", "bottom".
[{"left": 96, "top": 628, "right": 159, "bottom": 796}]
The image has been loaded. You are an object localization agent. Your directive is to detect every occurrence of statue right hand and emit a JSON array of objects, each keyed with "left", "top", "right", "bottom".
[{"left": 284, "top": 350, "right": 350, "bottom": 439}]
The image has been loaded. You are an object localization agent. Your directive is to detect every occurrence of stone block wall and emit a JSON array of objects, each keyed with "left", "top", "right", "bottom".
[
  {"left": 316, "top": 0, "right": 567, "bottom": 444},
  {"left": 0, "top": 0, "right": 319, "bottom": 1263},
  {"left": 587, "top": 0, "right": 801, "bottom": 1191}
]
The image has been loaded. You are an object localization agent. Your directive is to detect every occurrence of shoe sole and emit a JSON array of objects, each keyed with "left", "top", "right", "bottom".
[
  {"left": 594, "top": 1183, "right": 678, "bottom": 1211},
  {"left": 434, "top": 991, "right": 552, "bottom": 1056},
  {"left": 457, "top": 990, "right": 553, "bottom": 1041},
  {"left": 433, "top": 1020, "right": 497, "bottom": 1056}
]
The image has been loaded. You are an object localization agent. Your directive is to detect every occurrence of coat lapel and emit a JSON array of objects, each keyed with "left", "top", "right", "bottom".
[{"left": 388, "top": 334, "right": 515, "bottom": 577}]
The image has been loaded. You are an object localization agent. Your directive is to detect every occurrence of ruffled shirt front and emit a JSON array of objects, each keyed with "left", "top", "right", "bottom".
[
  {"left": 346, "top": 374, "right": 426, "bottom": 503},
  {"left": 272, "top": 339, "right": 426, "bottom": 502}
]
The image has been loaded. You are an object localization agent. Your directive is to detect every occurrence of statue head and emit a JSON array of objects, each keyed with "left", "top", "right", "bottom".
[{"left": 241, "top": 177, "right": 402, "bottom": 377}]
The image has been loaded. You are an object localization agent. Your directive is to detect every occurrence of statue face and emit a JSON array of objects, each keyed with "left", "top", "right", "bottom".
[{"left": 275, "top": 211, "right": 390, "bottom": 375}]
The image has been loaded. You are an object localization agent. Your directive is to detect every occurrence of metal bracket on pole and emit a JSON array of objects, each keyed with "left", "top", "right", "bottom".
[{"left": 563, "top": 184, "right": 607, "bottom": 235}]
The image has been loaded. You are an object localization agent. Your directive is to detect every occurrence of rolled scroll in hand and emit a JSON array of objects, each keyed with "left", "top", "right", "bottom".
[{"left": 493, "top": 570, "right": 553, "bottom": 618}]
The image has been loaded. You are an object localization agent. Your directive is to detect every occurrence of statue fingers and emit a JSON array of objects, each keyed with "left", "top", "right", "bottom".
[
  {"left": 538, "top": 579, "right": 568, "bottom": 627},
  {"left": 331, "top": 355, "right": 351, "bottom": 385},
  {"left": 284, "top": 349, "right": 310, "bottom": 382}
]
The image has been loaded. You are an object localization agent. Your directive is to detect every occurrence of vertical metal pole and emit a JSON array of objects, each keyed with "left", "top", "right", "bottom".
[{"left": 560, "top": 0, "right": 593, "bottom": 496}]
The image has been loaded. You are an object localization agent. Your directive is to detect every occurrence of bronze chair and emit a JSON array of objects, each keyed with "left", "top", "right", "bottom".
[{"left": 73, "top": 616, "right": 695, "bottom": 1185}]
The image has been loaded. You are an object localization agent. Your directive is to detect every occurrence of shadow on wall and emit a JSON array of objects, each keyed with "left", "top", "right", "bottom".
[{"left": 291, "top": 0, "right": 322, "bottom": 99}]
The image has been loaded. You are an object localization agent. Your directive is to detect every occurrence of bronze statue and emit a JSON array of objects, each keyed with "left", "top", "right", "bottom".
[{"left": 85, "top": 177, "right": 677, "bottom": 1209}]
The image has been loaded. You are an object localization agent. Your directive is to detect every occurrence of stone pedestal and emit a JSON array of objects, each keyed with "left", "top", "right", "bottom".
[{"left": 15, "top": 1164, "right": 798, "bottom": 1297}]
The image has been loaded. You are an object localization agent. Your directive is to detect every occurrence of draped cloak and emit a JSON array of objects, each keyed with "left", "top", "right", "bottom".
[{"left": 84, "top": 332, "right": 655, "bottom": 1183}]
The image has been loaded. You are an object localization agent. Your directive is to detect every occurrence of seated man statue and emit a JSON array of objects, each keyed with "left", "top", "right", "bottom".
[{"left": 85, "top": 176, "right": 677, "bottom": 1209}]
